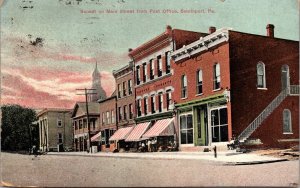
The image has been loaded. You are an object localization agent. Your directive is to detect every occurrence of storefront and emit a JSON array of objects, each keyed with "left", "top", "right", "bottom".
[{"left": 109, "top": 126, "right": 134, "bottom": 151}]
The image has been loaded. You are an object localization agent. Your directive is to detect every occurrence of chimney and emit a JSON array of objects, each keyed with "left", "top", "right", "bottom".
[
  {"left": 128, "top": 48, "right": 132, "bottom": 52},
  {"left": 266, "top": 24, "right": 275, "bottom": 38},
  {"left": 209, "top": 26, "right": 216, "bottom": 34},
  {"left": 166, "top": 25, "right": 172, "bottom": 35}
]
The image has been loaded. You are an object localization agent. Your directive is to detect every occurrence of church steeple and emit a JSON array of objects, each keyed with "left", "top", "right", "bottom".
[{"left": 89, "top": 61, "right": 106, "bottom": 102}]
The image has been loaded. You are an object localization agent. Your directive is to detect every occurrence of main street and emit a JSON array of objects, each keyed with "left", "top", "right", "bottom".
[{"left": 1, "top": 152, "right": 298, "bottom": 187}]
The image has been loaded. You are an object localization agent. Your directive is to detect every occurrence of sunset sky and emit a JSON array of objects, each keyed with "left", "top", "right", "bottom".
[{"left": 1, "top": 0, "right": 298, "bottom": 109}]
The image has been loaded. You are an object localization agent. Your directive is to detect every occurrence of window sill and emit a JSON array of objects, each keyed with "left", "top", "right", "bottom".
[
  {"left": 257, "top": 87, "right": 268, "bottom": 90},
  {"left": 213, "top": 88, "right": 221, "bottom": 92},
  {"left": 181, "top": 97, "right": 188, "bottom": 100},
  {"left": 283, "top": 132, "right": 293, "bottom": 135},
  {"left": 179, "top": 144, "right": 194, "bottom": 147},
  {"left": 195, "top": 93, "right": 203, "bottom": 97}
]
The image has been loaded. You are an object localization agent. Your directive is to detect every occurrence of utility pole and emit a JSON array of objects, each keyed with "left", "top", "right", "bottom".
[{"left": 76, "top": 88, "right": 97, "bottom": 153}]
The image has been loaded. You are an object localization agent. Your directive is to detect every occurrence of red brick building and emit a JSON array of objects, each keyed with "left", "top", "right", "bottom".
[
  {"left": 127, "top": 26, "right": 208, "bottom": 149},
  {"left": 171, "top": 25, "right": 299, "bottom": 150},
  {"left": 98, "top": 94, "right": 117, "bottom": 152}
]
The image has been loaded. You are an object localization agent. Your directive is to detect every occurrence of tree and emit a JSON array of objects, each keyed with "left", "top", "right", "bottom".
[{"left": 1, "top": 105, "right": 37, "bottom": 152}]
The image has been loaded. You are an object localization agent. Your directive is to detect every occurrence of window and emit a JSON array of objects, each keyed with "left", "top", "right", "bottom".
[
  {"left": 180, "top": 114, "right": 193, "bottom": 144},
  {"left": 58, "top": 133, "right": 63, "bottom": 144},
  {"left": 144, "top": 97, "right": 148, "bottom": 115},
  {"left": 213, "top": 63, "right": 221, "bottom": 90},
  {"left": 91, "top": 119, "right": 96, "bottom": 130},
  {"left": 111, "top": 110, "right": 115, "bottom": 124},
  {"left": 123, "top": 81, "right": 127, "bottom": 97},
  {"left": 181, "top": 75, "right": 187, "bottom": 98},
  {"left": 123, "top": 105, "right": 127, "bottom": 120},
  {"left": 118, "top": 84, "right": 121, "bottom": 98},
  {"left": 165, "top": 51, "right": 171, "bottom": 74},
  {"left": 118, "top": 107, "right": 122, "bottom": 121},
  {"left": 79, "top": 120, "right": 83, "bottom": 129},
  {"left": 196, "top": 69, "right": 203, "bottom": 95},
  {"left": 57, "top": 119, "right": 62, "bottom": 127},
  {"left": 102, "top": 112, "right": 105, "bottom": 125},
  {"left": 157, "top": 55, "right": 162, "bottom": 77},
  {"left": 257, "top": 62, "right": 266, "bottom": 88},
  {"left": 129, "top": 104, "right": 133, "bottom": 119},
  {"left": 106, "top": 111, "right": 110, "bottom": 124},
  {"left": 283, "top": 109, "right": 292, "bottom": 133},
  {"left": 142, "top": 63, "right": 147, "bottom": 82},
  {"left": 158, "top": 93, "right": 163, "bottom": 112},
  {"left": 137, "top": 100, "right": 142, "bottom": 117},
  {"left": 83, "top": 119, "right": 87, "bottom": 128},
  {"left": 166, "top": 90, "right": 172, "bottom": 111},
  {"left": 151, "top": 95, "right": 156, "bottom": 114},
  {"left": 136, "top": 66, "right": 140, "bottom": 85},
  {"left": 211, "top": 107, "right": 228, "bottom": 142},
  {"left": 150, "top": 59, "right": 154, "bottom": 80},
  {"left": 128, "top": 79, "right": 133, "bottom": 95},
  {"left": 74, "top": 121, "right": 78, "bottom": 130}
]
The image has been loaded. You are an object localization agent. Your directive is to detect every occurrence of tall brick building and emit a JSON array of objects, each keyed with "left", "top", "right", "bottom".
[{"left": 171, "top": 25, "right": 299, "bottom": 150}]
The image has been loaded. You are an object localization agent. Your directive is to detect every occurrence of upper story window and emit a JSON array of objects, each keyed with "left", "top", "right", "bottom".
[
  {"left": 129, "top": 104, "right": 133, "bottom": 119},
  {"left": 122, "top": 81, "right": 127, "bottom": 97},
  {"left": 158, "top": 93, "right": 163, "bottom": 112},
  {"left": 151, "top": 95, "right": 156, "bottom": 114},
  {"left": 128, "top": 79, "right": 133, "bottom": 95},
  {"left": 150, "top": 59, "right": 154, "bottom": 80},
  {"left": 196, "top": 69, "right": 203, "bottom": 95},
  {"left": 142, "top": 63, "right": 147, "bottom": 82},
  {"left": 117, "top": 84, "right": 121, "bottom": 98},
  {"left": 257, "top": 62, "right": 266, "bottom": 88},
  {"left": 165, "top": 51, "right": 171, "bottom": 74},
  {"left": 283, "top": 109, "right": 292, "bottom": 133},
  {"left": 181, "top": 75, "right": 187, "bottom": 98},
  {"left": 137, "top": 99, "right": 142, "bottom": 117},
  {"left": 57, "top": 119, "right": 62, "bottom": 127},
  {"left": 166, "top": 90, "right": 172, "bottom": 111},
  {"left": 144, "top": 97, "right": 148, "bottom": 116},
  {"left": 118, "top": 107, "right": 122, "bottom": 121},
  {"left": 79, "top": 120, "right": 83, "bottom": 129},
  {"left": 74, "top": 121, "right": 78, "bottom": 130},
  {"left": 123, "top": 105, "right": 127, "bottom": 120},
  {"left": 106, "top": 111, "right": 110, "bottom": 124},
  {"left": 136, "top": 66, "right": 140, "bottom": 85},
  {"left": 213, "top": 63, "right": 221, "bottom": 90},
  {"left": 111, "top": 110, "right": 115, "bottom": 124},
  {"left": 157, "top": 55, "right": 162, "bottom": 77},
  {"left": 102, "top": 112, "right": 105, "bottom": 125}
]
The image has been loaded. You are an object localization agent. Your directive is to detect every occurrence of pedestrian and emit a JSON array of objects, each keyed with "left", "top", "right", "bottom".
[
  {"left": 147, "top": 139, "right": 152, "bottom": 152},
  {"left": 151, "top": 139, "right": 156, "bottom": 152}
]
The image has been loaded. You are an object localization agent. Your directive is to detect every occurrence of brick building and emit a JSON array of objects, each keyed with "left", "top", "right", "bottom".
[
  {"left": 98, "top": 94, "right": 117, "bottom": 152},
  {"left": 127, "top": 26, "right": 208, "bottom": 149},
  {"left": 171, "top": 25, "right": 299, "bottom": 150},
  {"left": 37, "top": 108, "right": 73, "bottom": 152},
  {"left": 109, "top": 62, "right": 136, "bottom": 150},
  {"left": 71, "top": 102, "right": 100, "bottom": 152}
]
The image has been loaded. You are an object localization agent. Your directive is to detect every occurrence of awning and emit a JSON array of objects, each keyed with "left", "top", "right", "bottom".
[
  {"left": 91, "top": 132, "right": 101, "bottom": 142},
  {"left": 143, "top": 118, "right": 174, "bottom": 138},
  {"left": 125, "top": 122, "right": 151, "bottom": 142},
  {"left": 109, "top": 127, "right": 133, "bottom": 141}
]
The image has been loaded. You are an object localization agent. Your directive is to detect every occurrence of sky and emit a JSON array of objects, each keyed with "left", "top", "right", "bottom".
[{"left": 0, "top": 0, "right": 299, "bottom": 109}]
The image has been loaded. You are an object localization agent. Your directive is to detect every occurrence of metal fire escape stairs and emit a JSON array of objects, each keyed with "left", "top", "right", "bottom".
[{"left": 237, "top": 85, "right": 299, "bottom": 144}]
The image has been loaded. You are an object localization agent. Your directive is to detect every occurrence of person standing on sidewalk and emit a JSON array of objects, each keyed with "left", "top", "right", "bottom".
[{"left": 147, "top": 139, "right": 152, "bottom": 152}]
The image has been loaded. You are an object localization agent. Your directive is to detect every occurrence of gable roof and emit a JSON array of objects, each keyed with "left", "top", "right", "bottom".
[{"left": 71, "top": 102, "right": 100, "bottom": 118}]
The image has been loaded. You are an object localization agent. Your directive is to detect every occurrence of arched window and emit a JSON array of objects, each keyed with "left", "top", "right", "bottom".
[
  {"left": 257, "top": 62, "right": 266, "bottom": 88},
  {"left": 283, "top": 109, "right": 292, "bottom": 133},
  {"left": 181, "top": 75, "right": 187, "bottom": 98},
  {"left": 281, "top": 65, "right": 290, "bottom": 90}
]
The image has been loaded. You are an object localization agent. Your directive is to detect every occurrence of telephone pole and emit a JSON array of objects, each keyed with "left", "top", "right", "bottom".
[{"left": 76, "top": 88, "right": 97, "bottom": 153}]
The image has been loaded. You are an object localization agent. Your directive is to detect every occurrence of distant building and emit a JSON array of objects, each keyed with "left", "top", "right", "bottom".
[
  {"left": 89, "top": 62, "right": 107, "bottom": 102},
  {"left": 37, "top": 108, "right": 73, "bottom": 152},
  {"left": 71, "top": 102, "right": 100, "bottom": 152}
]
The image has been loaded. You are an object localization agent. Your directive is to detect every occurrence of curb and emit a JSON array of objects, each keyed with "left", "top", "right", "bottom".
[{"left": 224, "top": 158, "right": 288, "bottom": 165}]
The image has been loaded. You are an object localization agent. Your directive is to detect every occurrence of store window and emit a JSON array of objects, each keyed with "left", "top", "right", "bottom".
[
  {"left": 211, "top": 107, "right": 228, "bottom": 142},
  {"left": 180, "top": 114, "right": 193, "bottom": 144},
  {"left": 196, "top": 69, "right": 203, "bottom": 95}
]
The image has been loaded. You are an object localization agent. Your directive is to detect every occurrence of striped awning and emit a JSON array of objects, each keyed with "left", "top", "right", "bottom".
[
  {"left": 143, "top": 118, "right": 174, "bottom": 138},
  {"left": 125, "top": 122, "right": 151, "bottom": 142},
  {"left": 91, "top": 132, "right": 101, "bottom": 142},
  {"left": 109, "top": 127, "right": 133, "bottom": 141}
]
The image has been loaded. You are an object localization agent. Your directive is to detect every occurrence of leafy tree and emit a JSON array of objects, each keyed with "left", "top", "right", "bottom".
[{"left": 1, "top": 104, "right": 37, "bottom": 152}]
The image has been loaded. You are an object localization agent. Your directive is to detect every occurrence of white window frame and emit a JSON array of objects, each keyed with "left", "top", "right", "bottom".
[
  {"left": 257, "top": 62, "right": 267, "bottom": 89},
  {"left": 165, "top": 51, "right": 171, "bottom": 74},
  {"left": 283, "top": 109, "right": 292, "bottom": 134},
  {"left": 213, "top": 63, "right": 221, "bottom": 91},
  {"left": 144, "top": 97, "right": 148, "bottom": 115},
  {"left": 196, "top": 69, "right": 203, "bottom": 95},
  {"left": 111, "top": 110, "right": 115, "bottom": 124},
  {"left": 179, "top": 112, "right": 194, "bottom": 146},
  {"left": 210, "top": 106, "right": 228, "bottom": 143},
  {"left": 106, "top": 111, "right": 110, "bottom": 124},
  {"left": 181, "top": 75, "right": 187, "bottom": 99}
]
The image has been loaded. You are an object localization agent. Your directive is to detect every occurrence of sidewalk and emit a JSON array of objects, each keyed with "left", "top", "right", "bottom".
[{"left": 47, "top": 150, "right": 288, "bottom": 165}]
